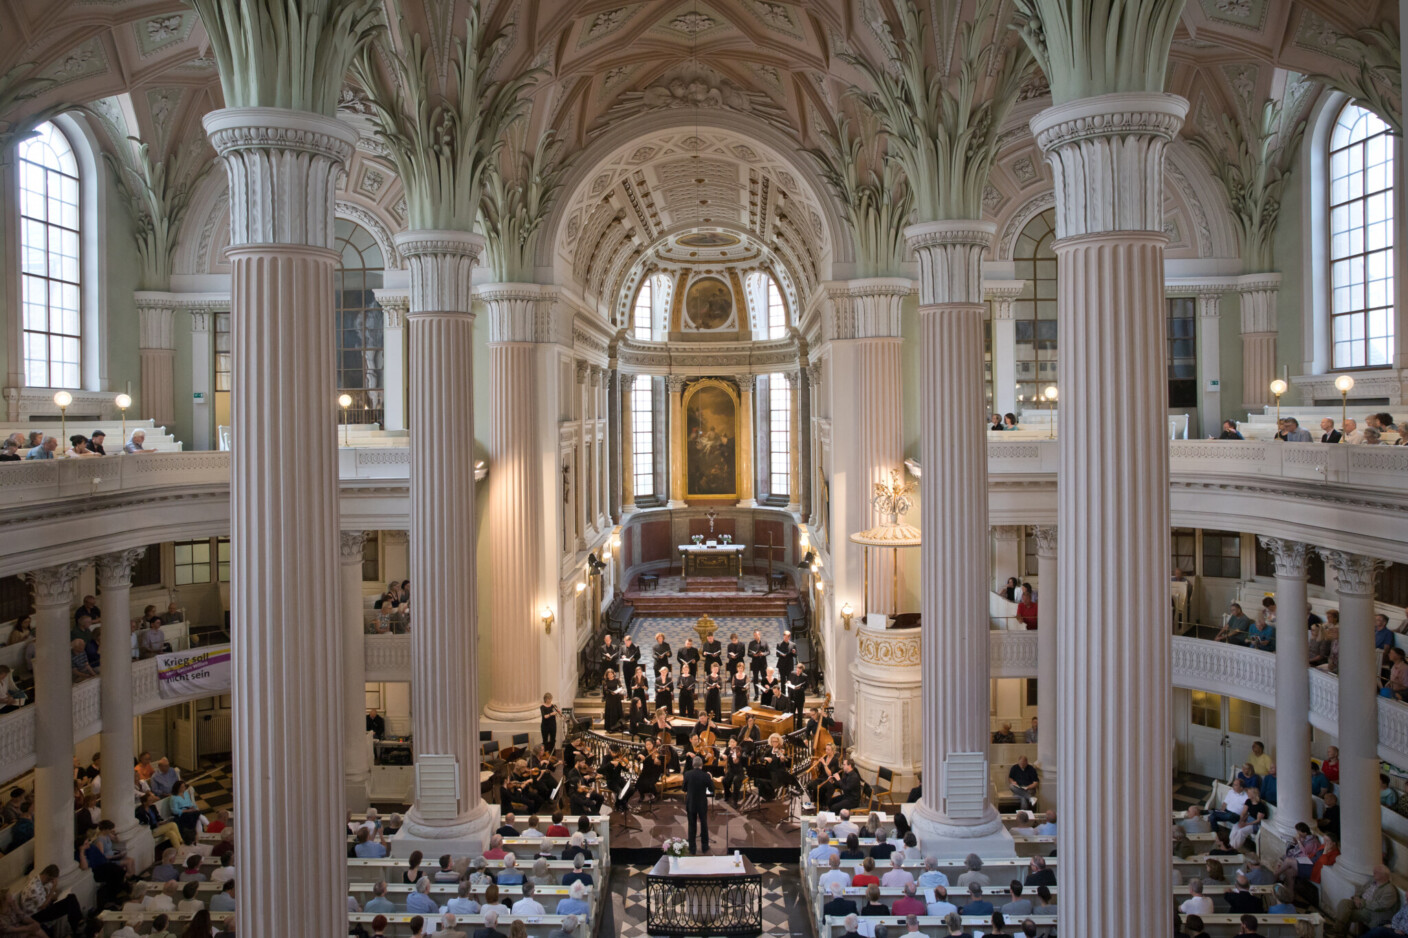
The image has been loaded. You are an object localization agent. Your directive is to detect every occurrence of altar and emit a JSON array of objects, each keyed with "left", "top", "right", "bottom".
[
  {"left": 679, "top": 542, "right": 745, "bottom": 579},
  {"left": 646, "top": 854, "right": 763, "bottom": 936}
]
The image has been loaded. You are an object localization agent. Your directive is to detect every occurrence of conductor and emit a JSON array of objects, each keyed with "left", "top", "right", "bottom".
[{"left": 683, "top": 756, "right": 713, "bottom": 854}]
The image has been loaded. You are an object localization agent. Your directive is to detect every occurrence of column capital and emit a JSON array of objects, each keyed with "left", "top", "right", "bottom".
[
  {"left": 806, "top": 362, "right": 822, "bottom": 386},
  {"left": 189, "top": 309, "right": 213, "bottom": 333},
  {"left": 395, "top": 231, "right": 482, "bottom": 316},
  {"left": 575, "top": 360, "right": 591, "bottom": 385},
  {"left": 1030, "top": 93, "right": 1188, "bottom": 238},
  {"left": 783, "top": 371, "right": 801, "bottom": 390},
  {"left": 339, "top": 530, "right": 368, "bottom": 564},
  {"left": 1238, "top": 276, "right": 1280, "bottom": 335},
  {"left": 1032, "top": 525, "right": 1058, "bottom": 557},
  {"left": 589, "top": 365, "right": 607, "bottom": 389},
  {"left": 373, "top": 290, "right": 410, "bottom": 331},
  {"left": 984, "top": 280, "right": 1025, "bottom": 321},
  {"left": 1196, "top": 293, "right": 1222, "bottom": 320},
  {"left": 666, "top": 375, "right": 688, "bottom": 394},
  {"left": 1258, "top": 536, "right": 1312, "bottom": 578},
  {"left": 95, "top": 548, "right": 148, "bottom": 590},
  {"left": 904, "top": 220, "right": 996, "bottom": 307},
  {"left": 22, "top": 562, "right": 86, "bottom": 607},
  {"left": 734, "top": 374, "right": 756, "bottom": 393},
  {"left": 203, "top": 107, "right": 358, "bottom": 250},
  {"left": 821, "top": 277, "right": 912, "bottom": 340},
  {"left": 137, "top": 303, "right": 178, "bottom": 351},
  {"left": 1320, "top": 549, "right": 1390, "bottom": 596},
  {"left": 476, "top": 283, "right": 561, "bottom": 345},
  {"left": 383, "top": 530, "right": 409, "bottom": 547},
  {"left": 991, "top": 524, "right": 1025, "bottom": 543}
]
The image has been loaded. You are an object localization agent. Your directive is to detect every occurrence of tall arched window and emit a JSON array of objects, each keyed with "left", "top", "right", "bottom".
[
  {"left": 334, "top": 220, "right": 385, "bottom": 423},
  {"left": 630, "top": 374, "right": 654, "bottom": 498},
  {"left": 1012, "top": 209, "right": 1057, "bottom": 404},
  {"left": 18, "top": 122, "right": 81, "bottom": 388},
  {"left": 631, "top": 273, "right": 673, "bottom": 340},
  {"left": 768, "top": 373, "right": 790, "bottom": 497},
  {"left": 1329, "top": 102, "right": 1396, "bottom": 369},
  {"left": 765, "top": 277, "right": 788, "bottom": 339},
  {"left": 745, "top": 272, "right": 790, "bottom": 339}
]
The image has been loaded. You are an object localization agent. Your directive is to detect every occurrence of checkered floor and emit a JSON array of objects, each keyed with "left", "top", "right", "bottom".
[
  {"left": 189, "top": 760, "right": 235, "bottom": 814},
  {"left": 625, "top": 616, "right": 793, "bottom": 697},
  {"left": 604, "top": 863, "right": 809, "bottom": 938},
  {"left": 1173, "top": 771, "right": 1217, "bottom": 812}
]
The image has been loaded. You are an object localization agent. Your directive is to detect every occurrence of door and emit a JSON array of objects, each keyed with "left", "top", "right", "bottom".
[
  {"left": 1186, "top": 691, "right": 1263, "bottom": 780},
  {"left": 167, "top": 702, "right": 198, "bottom": 769}
]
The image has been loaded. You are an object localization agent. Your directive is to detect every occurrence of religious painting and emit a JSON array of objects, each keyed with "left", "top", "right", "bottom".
[
  {"left": 684, "top": 277, "right": 733, "bottom": 330},
  {"left": 684, "top": 381, "right": 738, "bottom": 497}
]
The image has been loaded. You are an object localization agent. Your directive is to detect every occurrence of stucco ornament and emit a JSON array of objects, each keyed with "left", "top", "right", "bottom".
[
  {"left": 804, "top": 115, "right": 911, "bottom": 277},
  {"left": 103, "top": 139, "right": 214, "bottom": 289},
  {"left": 481, "top": 130, "right": 572, "bottom": 282},
  {"left": 1311, "top": 24, "right": 1403, "bottom": 136},
  {"left": 1013, "top": 0, "right": 1184, "bottom": 105}
]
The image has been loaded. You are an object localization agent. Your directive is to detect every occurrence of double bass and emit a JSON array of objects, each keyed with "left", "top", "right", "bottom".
[{"left": 812, "top": 693, "right": 835, "bottom": 760}]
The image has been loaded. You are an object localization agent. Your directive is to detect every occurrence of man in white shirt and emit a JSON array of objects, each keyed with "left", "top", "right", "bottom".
[
  {"left": 818, "top": 854, "right": 851, "bottom": 893},
  {"left": 511, "top": 882, "right": 546, "bottom": 916},
  {"left": 1179, "top": 878, "right": 1214, "bottom": 916},
  {"left": 521, "top": 814, "right": 546, "bottom": 839},
  {"left": 881, "top": 853, "right": 915, "bottom": 888},
  {"left": 925, "top": 884, "right": 959, "bottom": 918},
  {"left": 807, "top": 824, "right": 839, "bottom": 864},
  {"left": 1344, "top": 418, "right": 1366, "bottom": 444},
  {"left": 833, "top": 809, "right": 860, "bottom": 840},
  {"left": 916, "top": 856, "right": 949, "bottom": 890},
  {"left": 1210, "top": 778, "right": 1250, "bottom": 825}
]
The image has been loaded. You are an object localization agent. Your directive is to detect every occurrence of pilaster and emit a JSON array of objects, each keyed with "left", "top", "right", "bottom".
[
  {"left": 667, "top": 376, "right": 687, "bottom": 507},
  {"left": 1032, "top": 525, "right": 1058, "bottom": 809},
  {"left": 373, "top": 291, "right": 408, "bottom": 431},
  {"left": 135, "top": 293, "right": 179, "bottom": 428},
  {"left": 1258, "top": 537, "right": 1312, "bottom": 841},
  {"left": 735, "top": 375, "right": 757, "bottom": 507},
  {"left": 340, "top": 531, "right": 370, "bottom": 812},
  {"left": 1196, "top": 291, "right": 1224, "bottom": 436},
  {"left": 1236, "top": 273, "right": 1282, "bottom": 409},
  {"left": 985, "top": 281, "right": 1024, "bottom": 417}
]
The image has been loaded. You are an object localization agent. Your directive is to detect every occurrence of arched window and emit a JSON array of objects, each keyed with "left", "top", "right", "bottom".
[
  {"left": 766, "top": 277, "right": 788, "bottom": 339},
  {"left": 334, "top": 219, "right": 385, "bottom": 423},
  {"left": 1329, "top": 102, "right": 1395, "bottom": 369},
  {"left": 1012, "top": 209, "right": 1057, "bottom": 404},
  {"left": 18, "top": 122, "right": 81, "bottom": 388},
  {"left": 768, "top": 373, "right": 790, "bottom": 497},
  {"left": 630, "top": 375, "right": 654, "bottom": 498},
  {"left": 631, "top": 273, "right": 672, "bottom": 340},
  {"left": 745, "top": 272, "right": 790, "bottom": 340}
]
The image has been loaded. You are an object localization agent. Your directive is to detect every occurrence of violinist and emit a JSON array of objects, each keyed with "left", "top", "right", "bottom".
[
  {"left": 655, "top": 666, "right": 675, "bottom": 715},
  {"left": 602, "top": 668, "right": 624, "bottom": 732},
  {"left": 652, "top": 632, "right": 672, "bottom": 677},
  {"left": 678, "top": 637, "right": 701, "bottom": 678},
  {"left": 722, "top": 738, "right": 748, "bottom": 804},
  {"left": 702, "top": 631, "right": 723, "bottom": 674},
  {"left": 504, "top": 759, "right": 543, "bottom": 813},
  {"left": 731, "top": 662, "right": 750, "bottom": 714},
  {"left": 620, "top": 635, "right": 641, "bottom": 685},
  {"left": 570, "top": 764, "right": 605, "bottom": 815},
  {"left": 758, "top": 668, "right": 780, "bottom": 708},
  {"left": 726, "top": 633, "right": 745, "bottom": 675},
  {"left": 812, "top": 742, "right": 841, "bottom": 805},
  {"left": 738, "top": 714, "right": 762, "bottom": 743},
  {"left": 600, "top": 634, "right": 620, "bottom": 680},
  {"left": 678, "top": 662, "right": 697, "bottom": 718},
  {"left": 747, "top": 630, "right": 770, "bottom": 684},
  {"left": 704, "top": 662, "right": 724, "bottom": 721},
  {"left": 700, "top": 741, "right": 723, "bottom": 779},
  {"left": 775, "top": 629, "right": 797, "bottom": 677},
  {"left": 540, "top": 692, "right": 563, "bottom": 753},
  {"left": 758, "top": 733, "right": 789, "bottom": 800}
]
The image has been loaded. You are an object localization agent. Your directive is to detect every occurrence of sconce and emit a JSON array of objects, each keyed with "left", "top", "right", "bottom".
[
  {"left": 114, "top": 393, "right": 132, "bottom": 446},
  {"left": 576, "top": 581, "right": 587, "bottom": 593},
  {"left": 541, "top": 606, "right": 554, "bottom": 634},
  {"left": 53, "top": 391, "right": 72, "bottom": 454},
  {"left": 841, "top": 602, "right": 853, "bottom": 631}
]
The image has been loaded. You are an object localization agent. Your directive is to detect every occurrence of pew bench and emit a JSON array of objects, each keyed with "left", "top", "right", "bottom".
[
  {"left": 348, "top": 857, "right": 597, "bottom": 884},
  {"left": 819, "top": 913, "right": 1323, "bottom": 937}
]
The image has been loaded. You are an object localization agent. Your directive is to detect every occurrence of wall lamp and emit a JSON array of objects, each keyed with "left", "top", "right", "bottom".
[
  {"left": 841, "top": 602, "right": 853, "bottom": 631},
  {"left": 541, "top": 606, "right": 554, "bottom": 635}
]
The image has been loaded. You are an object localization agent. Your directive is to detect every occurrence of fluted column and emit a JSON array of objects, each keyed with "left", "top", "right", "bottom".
[
  {"left": 204, "top": 106, "right": 354, "bottom": 935},
  {"left": 136, "top": 294, "right": 178, "bottom": 428},
  {"left": 1237, "top": 274, "right": 1281, "bottom": 409},
  {"left": 904, "top": 219, "right": 1004, "bottom": 846},
  {"left": 22, "top": 562, "right": 88, "bottom": 889},
  {"left": 340, "top": 531, "right": 370, "bottom": 812},
  {"left": 481, "top": 284, "right": 551, "bottom": 724},
  {"left": 667, "top": 376, "right": 687, "bottom": 507},
  {"left": 1195, "top": 292, "right": 1224, "bottom": 438},
  {"left": 1321, "top": 549, "right": 1390, "bottom": 878},
  {"left": 575, "top": 361, "right": 590, "bottom": 548},
  {"left": 95, "top": 549, "right": 154, "bottom": 866},
  {"left": 1033, "top": 526, "right": 1058, "bottom": 808},
  {"left": 736, "top": 375, "right": 756, "bottom": 507},
  {"left": 608, "top": 368, "right": 622, "bottom": 520},
  {"left": 1032, "top": 91, "right": 1187, "bottom": 934},
  {"left": 375, "top": 292, "right": 408, "bottom": 431},
  {"left": 986, "top": 282, "right": 1024, "bottom": 418},
  {"left": 395, "top": 229, "right": 493, "bottom": 847},
  {"left": 1259, "top": 537, "right": 1312, "bottom": 840}
]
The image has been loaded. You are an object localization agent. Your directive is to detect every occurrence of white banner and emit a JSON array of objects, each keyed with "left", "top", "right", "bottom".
[{"left": 155, "top": 643, "right": 231, "bottom": 699}]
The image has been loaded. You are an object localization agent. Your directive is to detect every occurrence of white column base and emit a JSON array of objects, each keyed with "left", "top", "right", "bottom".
[
  {"left": 737, "top": 498, "right": 757, "bottom": 508},
  {"left": 117, "top": 824, "right": 156, "bottom": 875},
  {"left": 59, "top": 867, "right": 97, "bottom": 911},
  {"left": 346, "top": 779, "right": 371, "bottom": 815},
  {"left": 667, "top": 499, "right": 686, "bottom": 509},
  {"left": 480, "top": 712, "right": 542, "bottom": 733},
  {"left": 391, "top": 801, "right": 499, "bottom": 858},
  {"left": 909, "top": 802, "right": 1013, "bottom": 858}
]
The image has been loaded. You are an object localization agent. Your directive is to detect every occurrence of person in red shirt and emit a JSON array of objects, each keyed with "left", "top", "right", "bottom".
[
  {"left": 545, "top": 812, "right": 570, "bottom": 838},
  {"left": 1311, "top": 833, "right": 1340, "bottom": 884},
  {"left": 1322, "top": 746, "right": 1340, "bottom": 784},
  {"left": 1016, "top": 584, "right": 1038, "bottom": 630},
  {"left": 891, "top": 882, "right": 927, "bottom": 916},
  {"left": 852, "top": 856, "right": 881, "bottom": 889},
  {"left": 205, "top": 810, "right": 230, "bottom": 834},
  {"left": 482, "top": 834, "right": 508, "bottom": 860}
]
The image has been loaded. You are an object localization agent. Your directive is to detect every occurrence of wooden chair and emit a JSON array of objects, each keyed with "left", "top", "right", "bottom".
[{"left": 869, "top": 766, "right": 900, "bottom": 810}]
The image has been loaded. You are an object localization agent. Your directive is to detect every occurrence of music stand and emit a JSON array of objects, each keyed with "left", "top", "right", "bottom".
[
  {"left": 612, "top": 779, "right": 643, "bottom": 833},
  {"left": 776, "top": 765, "right": 810, "bottom": 833}
]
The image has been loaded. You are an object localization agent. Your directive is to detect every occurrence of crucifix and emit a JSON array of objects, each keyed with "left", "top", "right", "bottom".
[
  {"left": 705, "top": 507, "right": 718, "bottom": 534},
  {"left": 753, "top": 532, "right": 776, "bottom": 594}
]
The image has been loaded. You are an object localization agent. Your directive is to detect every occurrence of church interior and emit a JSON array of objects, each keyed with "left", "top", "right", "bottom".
[{"left": 0, "top": 0, "right": 1406, "bottom": 935}]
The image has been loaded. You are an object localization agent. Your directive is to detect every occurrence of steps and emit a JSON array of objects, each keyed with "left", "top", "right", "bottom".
[{"left": 626, "top": 593, "right": 794, "bottom": 617}]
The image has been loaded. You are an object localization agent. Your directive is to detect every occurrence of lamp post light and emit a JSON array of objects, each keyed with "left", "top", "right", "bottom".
[
  {"left": 1334, "top": 374, "right": 1355, "bottom": 430},
  {"left": 114, "top": 393, "right": 132, "bottom": 449},
  {"left": 1269, "top": 379, "right": 1287, "bottom": 424},
  {"left": 337, "top": 393, "right": 353, "bottom": 447},
  {"left": 53, "top": 391, "right": 72, "bottom": 454},
  {"left": 1042, "top": 385, "right": 1058, "bottom": 439}
]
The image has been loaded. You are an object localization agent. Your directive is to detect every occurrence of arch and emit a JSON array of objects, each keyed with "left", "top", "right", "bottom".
[{"left": 16, "top": 121, "right": 83, "bottom": 389}]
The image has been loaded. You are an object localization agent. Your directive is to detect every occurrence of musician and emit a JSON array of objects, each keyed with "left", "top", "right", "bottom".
[
  {"left": 722, "top": 738, "right": 748, "bottom": 804},
  {"left": 635, "top": 741, "right": 662, "bottom": 803},
  {"left": 569, "top": 764, "right": 605, "bottom": 815},
  {"left": 540, "top": 693, "right": 562, "bottom": 753},
  {"left": 758, "top": 733, "right": 790, "bottom": 800},
  {"left": 829, "top": 758, "right": 863, "bottom": 812},
  {"left": 620, "top": 635, "right": 641, "bottom": 685},
  {"left": 503, "top": 759, "right": 544, "bottom": 813},
  {"left": 726, "top": 633, "right": 745, "bottom": 675},
  {"left": 704, "top": 663, "right": 724, "bottom": 721},
  {"left": 602, "top": 668, "right": 625, "bottom": 732},
  {"left": 787, "top": 663, "right": 808, "bottom": 721},
  {"left": 702, "top": 631, "right": 723, "bottom": 674},
  {"left": 775, "top": 630, "right": 797, "bottom": 677},
  {"left": 630, "top": 670, "right": 650, "bottom": 709},
  {"left": 678, "top": 637, "right": 701, "bottom": 675},
  {"left": 684, "top": 756, "right": 713, "bottom": 854},
  {"left": 696, "top": 715, "right": 717, "bottom": 750},
  {"left": 758, "top": 668, "right": 780, "bottom": 708},
  {"left": 600, "top": 633, "right": 620, "bottom": 679},
  {"left": 628, "top": 695, "right": 647, "bottom": 738},
  {"left": 678, "top": 663, "right": 697, "bottom": 718},
  {"left": 812, "top": 742, "right": 841, "bottom": 804},
  {"left": 731, "top": 662, "right": 750, "bottom": 713},
  {"left": 600, "top": 747, "right": 628, "bottom": 793},
  {"left": 652, "top": 633, "right": 672, "bottom": 677},
  {"left": 803, "top": 707, "right": 836, "bottom": 737},
  {"left": 654, "top": 667, "right": 674, "bottom": 715},
  {"left": 747, "top": 630, "right": 770, "bottom": 684},
  {"left": 652, "top": 705, "right": 674, "bottom": 744},
  {"left": 738, "top": 714, "right": 762, "bottom": 743}
]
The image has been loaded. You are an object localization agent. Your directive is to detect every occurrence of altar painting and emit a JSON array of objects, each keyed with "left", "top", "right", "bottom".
[{"left": 685, "top": 383, "right": 738, "bottom": 497}]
